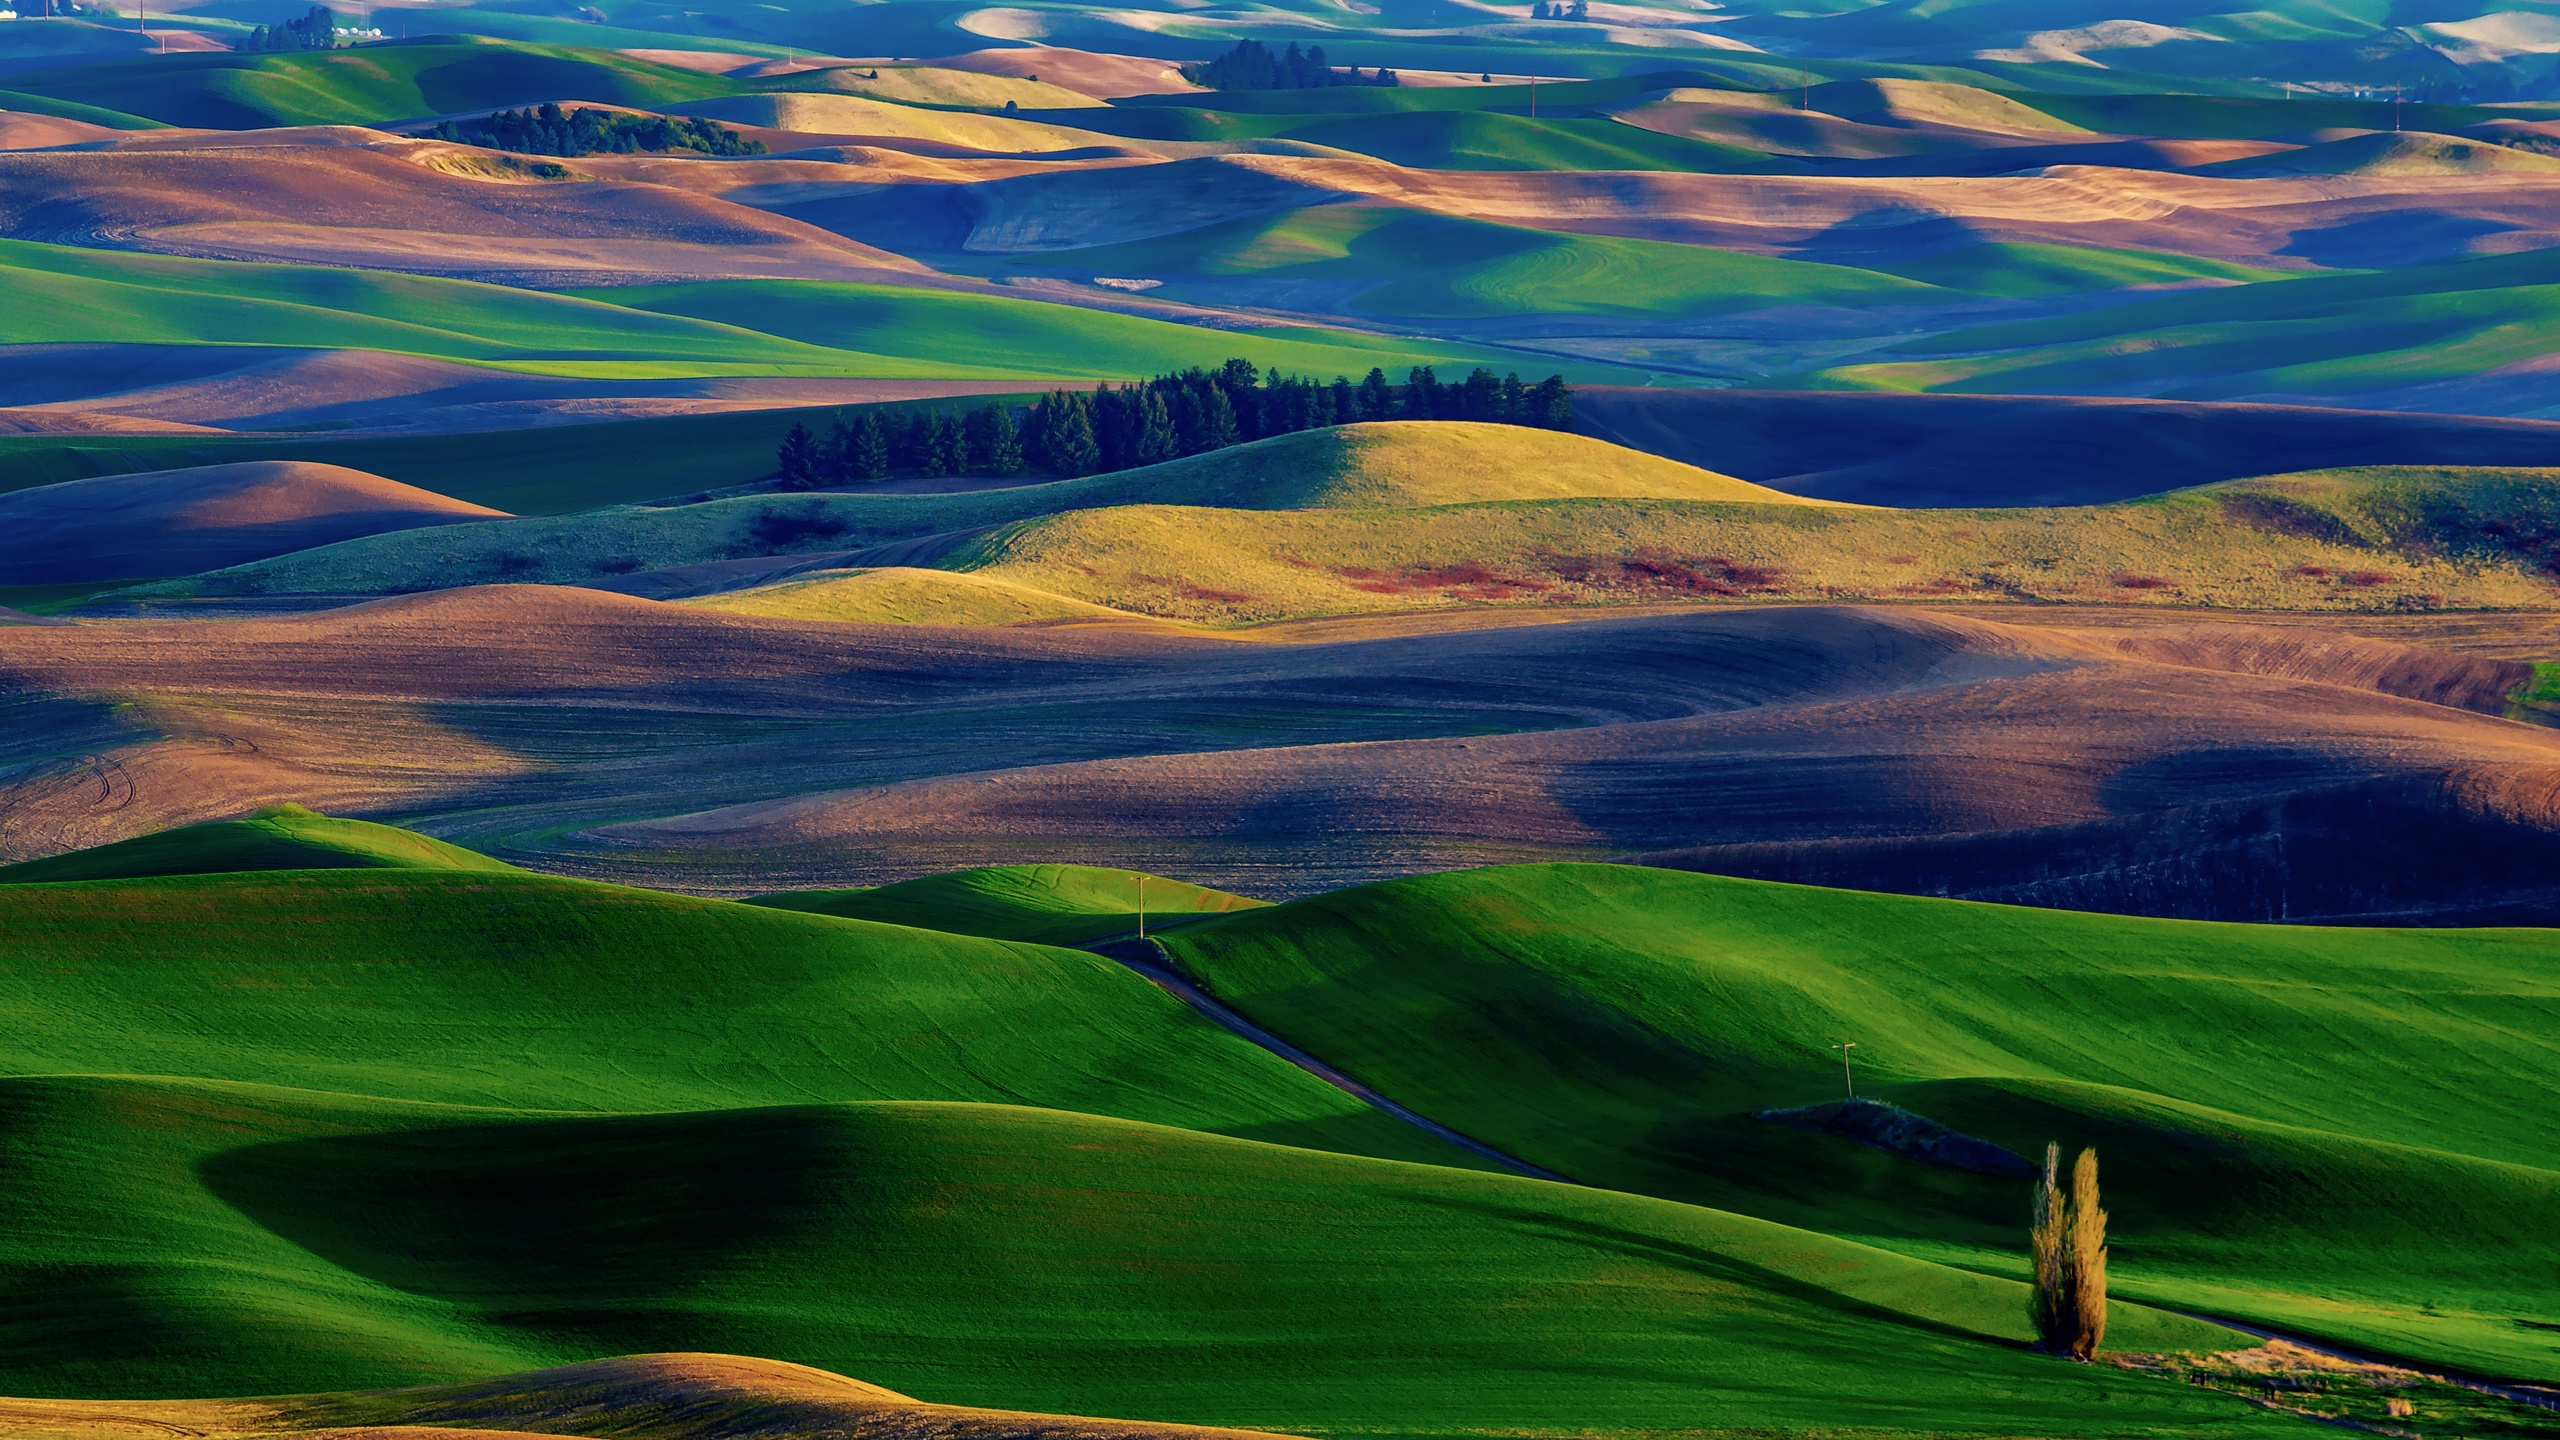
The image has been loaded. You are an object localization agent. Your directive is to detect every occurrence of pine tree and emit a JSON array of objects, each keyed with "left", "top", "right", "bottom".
[
  {"left": 852, "top": 413, "right": 892, "bottom": 481},
  {"left": 961, "top": 404, "right": 997, "bottom": 472},
  {"left": 1047, "top": 392, "right": 1101, "bottom": 476},
  {"left": 929, "top": 412, "right": 968, "bottom": 475},
  {"left": 822, "top": 415, "right": 855, "bottom": 484},
  {"left": 1531, "top": 374, "right": 1573, "bottom": 429},
  {"left": 1358, "top": 366, "right": 1393, "bottom": 420},
  {"left": 775, "top": 422, "right": 820, "bottom": 489},
  {"left": 982, "top": 403, "right": 1024, "bottom": 476},
  {"left": 1136, "top": 390, "right": 1179, "bottom": 465},
  {"left": 1200, "top": 384, "right": 1240, "bottom": 451},
  {"left": 897, "top": 411, "right": 934, "bottom": 472}
]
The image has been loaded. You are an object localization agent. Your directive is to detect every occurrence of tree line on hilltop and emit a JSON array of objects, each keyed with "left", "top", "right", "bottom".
[
  {"left": 773, "top": 360, "right": 1574, "bottom": 488},
  {"left": 239, "top": 5, "right": 339, "bottom": 51},
  {"left": 1182, "top": 39, "right": 1398, "bottom": 90},
  {"left": 429, "top": 103, "right": 766, "bottom": 158}
]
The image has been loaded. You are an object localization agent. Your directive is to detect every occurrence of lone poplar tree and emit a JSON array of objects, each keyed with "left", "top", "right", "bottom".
[{"left": 2029, "top": 1143, "right": 2108, "bottom": 1359}]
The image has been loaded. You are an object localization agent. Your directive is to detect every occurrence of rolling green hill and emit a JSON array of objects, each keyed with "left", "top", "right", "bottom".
[
  {"left": 1859, "top": 241, "right": 2300, "bottom": 298},
  {"left": 136, "top": 423, "right": 1784, "bottom": 598},
  {"left": 934, "top": 465, "right": 2560, "bottom": 623},
  {"left": 0, "top": 85, "right": 164, "bottom": 129},
  {"left": 748, "top": 864, "right": 1267, "bottom": 946},
  {"left": 0, "top": 240, "right": 1604, "bottom": 399},
  {"left": 1805, "top": 245, "right": 2560, "bottom": 401},
  {"left": 0, "top": 865, "right": 1451, "bottom": 1161},
  {"left": 0, "top": 1075, "right": 2259, "bottom": 1433},
  {"left": 0, "top": 830, "right": 2282, "bottom": 1435},
  {"left": 2, "top": 37, "right": 740, "bottom": 129},
  {"left": 1153, "top": 863, "right": 2560, "bottom": 1381},
  {"left": 563, "top": 281, "right": 1591, "bottom": 381},
  {"left": 1005, "top": 205, "right": 1947, "bottom": 320},
  {"left": 0, "top": 803, "right": 518, "bottom": 883},
  {"left": 0, "top": 401, "right": 977, "bottom": 516}
]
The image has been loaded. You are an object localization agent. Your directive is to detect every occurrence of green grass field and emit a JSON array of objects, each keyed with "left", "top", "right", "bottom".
[
  {"left": 748, "top": 863, "right": 1268, "bottom": 945},
  {"left": 1006, "top": 204, "right": 1947, "bottom": 319},
  {"left": 1859, "top": 242, "right": 2302, "bottom": 299},
  {"left": 0, "top": 834, "right": 2291, "bottom": 1434},
  {"left": 1152, "top": 863, "right": 2560, "bottom": 1382},
  {"left": 0, "top": 241, "right": 1614, "bottom": 404},
  {"left": 0, "top": 401, "right": 976, "bottom": 516},
  {"left": 0, "top": 803, "right": 518, "bottom": 882},
  {"left": 1804, "top": 246, "right": 2560, "bottom": 400},
  {"left": 2, "top": 36, "right": 740, "bottom": 128}
]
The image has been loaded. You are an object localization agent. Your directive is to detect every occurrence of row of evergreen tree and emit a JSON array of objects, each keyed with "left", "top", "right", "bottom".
[
  {"left": 429, "top": 103, "right": 766, "bottom": 158},
  {"left": 776, "top": 405, "right": 1024, "bottom": 489},
  {"left": 239, "top": 5, "right": 337, "bottom": 51},
  {"left": 773, "top": 361, "right": 1574, "bottom": 487},
  {"left": 1181, "top": 39, "right": 1398, "bottom": 90}
]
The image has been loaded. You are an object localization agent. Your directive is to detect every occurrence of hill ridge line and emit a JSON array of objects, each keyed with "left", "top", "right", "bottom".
[{"left": 1086, "top": 933, "right": 1575, "bottom": 1183}]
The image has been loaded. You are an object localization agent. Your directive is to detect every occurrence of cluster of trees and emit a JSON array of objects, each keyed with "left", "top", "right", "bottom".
[
  {"left": 775, "top": 404, "right": 1024, "bottom": 489},
  {"left": 1181, "top": 39, "right": 1397, "bottom": 90},
  {"left": 2028, "top": 1144, "right": 2108, "bottom": 1360},
  {"left": 1528, "top": 1, "right": 1591, "bottom": 16},
  {"left": 239, "top": 6, "right": 337, "bottom": 51},
  {"left": 1025, "top": 362, "right": 1571, "bottom": 477},
  {"left": 774, "top": 360, "right": 1575, "bottom": 485},
  {"left": 428, "top": 104, "right": 766, "bottom": 158}
]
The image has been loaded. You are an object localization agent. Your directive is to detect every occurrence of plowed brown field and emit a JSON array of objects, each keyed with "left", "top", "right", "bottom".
[{"left": 4, "top": 587, "right": 2554, "bottom": 919}]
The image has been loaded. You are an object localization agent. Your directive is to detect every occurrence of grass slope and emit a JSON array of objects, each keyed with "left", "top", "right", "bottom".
[
  {"left": 1005, "top": 204, "right": 1945, "bottom": 320},
  {"left": 0, "top": 241, "right": 1596, "bottom": 395},
  {"left": 3, "top": 37, "right": 738, "bottom": 128},
  {"left": 0, "top": 803, "right": 517, "bottom": 882},
  {"left": 748, "top": 864, "right": 1268, "bottom": 946},
  {"left": 0, "top": 866, "right": 1459, "bottom": 1163},
  {"left": 1806, "top": 245, "right": 2560, "bottom": 401},
  {"left": 685, "top": 566, "right": 1139, "bottom": 625},
  {"left": 1154, "top": 863, "right": 2560, "bottom": 1381},
  {"left": 563, "top": 281, "right": 1590, "bottom": 381},
  {"left": 0, "top": 1077, "right": 2265, "bottom": 1435},
  {"left": 1861, "top": 242, "right": 2300, "bottom": 298},
  {"left": 141, "top": 423, "right": 1783, "bottom": 598},
  {"left": 0, "top": 401, "right": 991, "bottom": 516},
  {"left": 0, "top": 85, "right": 165, "bottom": 129},
  {"left": 940, "top": 465, "right": 2560, "bottom": 623}
]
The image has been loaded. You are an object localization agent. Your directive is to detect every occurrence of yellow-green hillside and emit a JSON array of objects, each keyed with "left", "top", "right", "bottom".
[
  {"left": 674, "top": 93, "right": 1118, "bottom": 152},
  {"left": 1114, "top": 422, "right": 1817, "bottom": 509},
  {"left": 783, "top": 64, "right": 1105, "bottom": 110},
  {"left": 947, "top": 466, "right": 2560, "bottom": 623},
  {"left": 685, "top": 566, "right": 1139, "bottom": 625},
  {"left": 144, "top": 424, "right": 1794, "bottom": 598}
]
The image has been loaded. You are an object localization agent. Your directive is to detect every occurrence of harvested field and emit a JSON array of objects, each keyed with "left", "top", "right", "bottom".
[
  {"left": 7, "top": 588, "right": 2557, "bottom": 918},
  {"left": 1570, "top": 390, "right": 2560, "bottom": 506},
  {"left": 0, "top": 460, "right": 504, "bottom": 583},
  {"left": 0, "top": 138, "right": 923, "bottom": 282}
]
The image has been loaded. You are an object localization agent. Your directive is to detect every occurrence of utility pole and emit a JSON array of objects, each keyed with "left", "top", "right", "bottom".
[
  {"left": 1831, "top": 1040, "right": 1857, "bottom": 1100},
  {"left": 1528, "top": 71, "right": 1535, "bottom": 120},
  {"left": 1136, "top": 874, "right": 1146, "bottom": 943},
  {"left": 1800, "top": 61, "right": 1809, "bottom": 111},
  {"left": 2395, "top": 83, "right": 2403, "bottom": 132}
]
